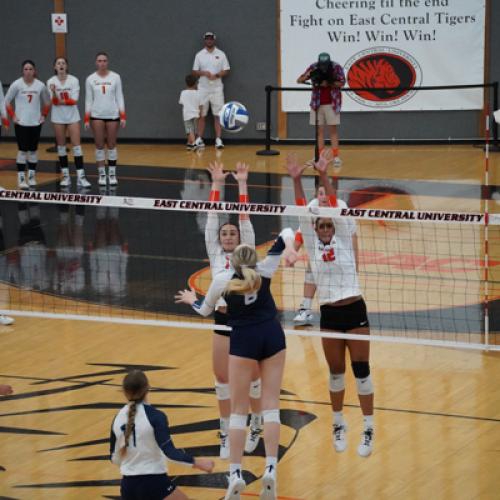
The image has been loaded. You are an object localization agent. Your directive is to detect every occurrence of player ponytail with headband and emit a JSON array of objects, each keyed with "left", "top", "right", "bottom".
[{"left": 225, "top": 244, "right": 261, "bottom": 294}]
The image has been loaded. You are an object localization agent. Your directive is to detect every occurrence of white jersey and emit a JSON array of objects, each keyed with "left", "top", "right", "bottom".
[
  {"left": 47, "top": 74, "right": 80, "bottom": 124},
  {"left": 179, "top": 89, "right": 201, "bottom": 121},
  {"left": 110, "top": 402, "right": 194, "bottom": 476},
  {"left": 192, "top": 47, "right": 230, "bottom": 91},
  {"left": 299, "top": 199, "right": 360, "bottom": 304},
  {"left": 85, "top": 71, "right": 125, "bottom": 120},
  {"left": 205, "top": 213, "right": 255, "bottom": 309},
  {"left": 4, "top": 78, "right": 50, "bottom": 126}
]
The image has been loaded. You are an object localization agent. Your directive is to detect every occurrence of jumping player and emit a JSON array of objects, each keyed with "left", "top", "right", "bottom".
[
  {"left": 4, "top": 60, "right": 50, "bottom": 189},
  {"left": 176, "top": 228, "right": 297, "bottom": 500},
  {"left": 47, "top": 57, "right": 91, "bottom": 188},
  {"left": 286, "top": 151, "right": 375, "bottom": 457},
  {"left": 85, "top": 52, "right": 125, "bottom": 186},
  {"left": 205, "top": 161, "right": 263, "bottom": 459},
  {"left": 110, "top": 369, "right": 214, "bottom": 500}
]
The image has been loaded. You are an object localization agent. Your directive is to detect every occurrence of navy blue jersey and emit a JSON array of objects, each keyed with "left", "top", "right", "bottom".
[{"left": 193, "top": 227, "right": 294, "bottom": 326}]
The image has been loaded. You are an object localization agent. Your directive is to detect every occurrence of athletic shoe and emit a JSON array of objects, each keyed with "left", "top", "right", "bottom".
[
  {"left": 357, "top": 428, "right": 374, "bottom": 457},
  {"left": 219, "top": 431, "right": 230, "bottom": 460},
  {"left": 194, "top": 137, "right": 205, "bottom": 149},
  {"left": 186, "top": 143, "right": 195, "bottom": 151},
  {"left": 215, "top": 137, "right": 225, "bottom": 149},
  {"left": 18, "top": 172, "right": 28, "bottom": 190},
  {"left": 77, "top": 175, "right": 91, "bottom": 188},
  {"left": 108, "top": 174, "right": 118, "bottom": 186},
  {"left": 244, "top": 425, "right": 262, "bottom": 454},
  {"left": 0, "top": 315, "right": 14, "bottom": 326},
  {"left": 333, "top": 156, "right": 343, "bottom": 167},
  {"left": 98, "top": 174, "right": 107, "bottom": 186},
  {"left": 60, "top": 175, "right": 71, "bottom": 187},
  {"left": 224, "top": 469, "right": 246, "bottom": 500},
  {"left": 333, "top": 423, "right": 347, "bottom": 453},
  {"left": 260, "top": 465, "right": 277, "bottom": 500},
  {"left": 27, "top": 171, "right": 37, "bottom": 187},
  {"left": 293, "top": 308, "right": 314, "bottom": 326}
]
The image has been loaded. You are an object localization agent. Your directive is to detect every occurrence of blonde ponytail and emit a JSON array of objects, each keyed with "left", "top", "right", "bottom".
[{"left": 225, "top": 244, "right": 262, "bottom": 295}]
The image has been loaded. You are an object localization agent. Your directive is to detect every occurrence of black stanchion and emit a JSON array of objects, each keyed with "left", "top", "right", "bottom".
[
  {"left": 491, "top": 81, "right": 500, "bottom": 151},
  {"left": 256, "top": 85, "right": 280, "bottom": 156}
]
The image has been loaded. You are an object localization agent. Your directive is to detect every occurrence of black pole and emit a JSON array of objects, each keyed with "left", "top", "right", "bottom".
[
  {"left": 314, "top": 88, "right": 320, "bottom": 162},
  {"left": 493, "top": 81, "right": 499, "bottom": 148},
  {"left": 256, "top": 85, "right": 280, "bottom": 156}
]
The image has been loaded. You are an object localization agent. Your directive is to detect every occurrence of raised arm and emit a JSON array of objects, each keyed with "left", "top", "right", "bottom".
[
  {"left": 233, "top": 162, "right": 256, "bottom": 246},
  {"left": 257, "top": 227, "right": 297, "bottom": 278},
  {"left": 297, "top": 64, "right": 312, "bottom": 84},
  {"left": 314, "top": 149, "right": 337, "bottom": 206},
  {"left": 285, "top": 153, "right": 308, "bottom": 205}
]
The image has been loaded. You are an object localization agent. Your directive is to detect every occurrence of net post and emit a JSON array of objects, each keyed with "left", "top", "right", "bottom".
[
  {"left": 256, "top": 85, "right": 280, "bottom": 156},
  {"left": 483, "top": 113, "right": 490, "bottom": 350},
  {"left": 493, "top": 81, "right": 499, "bottom": 149}
]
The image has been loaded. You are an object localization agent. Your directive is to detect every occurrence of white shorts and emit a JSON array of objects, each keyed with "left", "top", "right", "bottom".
[
  {"left": 310, "top": 105, "right": 340, "bottom": 126},
  {"left": 199, "top": 89, "right": 225, "bottom": 116}
]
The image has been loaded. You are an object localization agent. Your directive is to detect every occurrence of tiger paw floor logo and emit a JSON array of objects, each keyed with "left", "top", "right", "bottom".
[{"left": 345, "top": 47, "right": 422, "bottom": 108}]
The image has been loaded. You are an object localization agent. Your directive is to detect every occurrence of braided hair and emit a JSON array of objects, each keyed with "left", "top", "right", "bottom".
[{"left": 120, "top": 370, "right": 149, "bottom": 458}]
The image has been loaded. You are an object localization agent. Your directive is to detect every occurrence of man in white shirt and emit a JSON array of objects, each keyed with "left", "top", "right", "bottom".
[{"left": 192, "top": 32, "right": 230, "bottom": 149}]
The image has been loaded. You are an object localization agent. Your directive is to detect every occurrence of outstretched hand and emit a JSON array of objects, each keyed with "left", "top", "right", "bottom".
[
  {"left": 285, "top": 153, "right": 307, "bottom": 179},
  {"left": 174, "top": 288, "right": 197, "bottom": 306},
  {"left": 283, "top": 247, "right": 299, "bottom": 267},
  {"left": 232, "top": 162, "right": 249, "bottom": 183},
  {"left": 207, "top": 161, "right": 229, "bottom": 184},
  {"left": 314, "top": 148, "right": 332, "bottom": 174}
]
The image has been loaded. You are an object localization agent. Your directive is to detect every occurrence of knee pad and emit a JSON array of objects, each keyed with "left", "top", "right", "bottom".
[
  {"left": 249, "top": 378, "right": 261, "bottom": 399},
  {"left": 355, "top": 375, "right": 374, "bottom": 396},
  {"left": 262, "top": 409, "right": 280, "bottom": 424},
  {"left": 329, "top": 372, "right": 345, "bottom": 393},
  {"left": 72, "top": 145, "right": 82, "bottom": 157},
  {"left": 229, "top": 413, "right": 247, "bottom": 430},
  {"left": 107, "top": 148, "right": 118, "bottom": 161},
  {"left": 304, "top": 269, "right": 315, "bottom": 285},
  {"left": 16, "top": 151, "right": 27, "bottom": 164},
  {"left": 57, "top": 146, "right": 67, "bottom": 156},
  {"left": 95, "top": 149, "right": 105, "bottom": 162},
  {"left": 352, "top": 361, "right": 370, "bottom": 379},
  {"left": 27, "top": 151, "right": 38, "bottom": 163},
  {"left": 215, "top": 382, "right": 230, "bottom": 401}
]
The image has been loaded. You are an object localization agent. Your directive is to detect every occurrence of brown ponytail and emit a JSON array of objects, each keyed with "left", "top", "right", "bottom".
[
  {"left": 120, "top": 370, "right": 149, "bottom": 458},
  {"left": 225, "top": 244, "right": 262, "bottom": 295}
]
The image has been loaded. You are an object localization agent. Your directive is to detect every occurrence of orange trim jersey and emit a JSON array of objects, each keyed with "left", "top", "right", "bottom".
[
  {"left": 4, "top": 78, "right": 50, "bottom": 126},
  {"left": 47, "top": 74, "right": 81, "bottom": 124},
  {"left": 85, "top": 71, "right": 125, "bottom": 121}
]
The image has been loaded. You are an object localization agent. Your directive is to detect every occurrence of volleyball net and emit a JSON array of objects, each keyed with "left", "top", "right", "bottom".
[{"left": 0, "top": 188, "right": 498, "bottom": 351}]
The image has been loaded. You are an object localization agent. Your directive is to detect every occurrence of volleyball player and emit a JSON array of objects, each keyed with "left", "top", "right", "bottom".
[
  {"left": 286, "top": 151, "right": 375, "bottom": 457},
  {"left": 4, "top": 60, "right": 50, "bottom": 189},
  {"left": 85, "top": 52, "right": 126, "bottom": 186},
  {"left": 110, "top": 370, "right": 214, "bottom": 500},
  {"left": 176, "top": 228, "right": 297, "bottom": 500},
  {"left": 206, "top": 161, "right": 263, "bottom": 459},
  {"left": 47, "top": 58, "right": 91, "bottom": 188}
]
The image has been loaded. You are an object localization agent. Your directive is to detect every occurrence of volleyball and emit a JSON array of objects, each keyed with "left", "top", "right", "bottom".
[{"left": 219, "top": 101, "right": 249, "bottom": 132}]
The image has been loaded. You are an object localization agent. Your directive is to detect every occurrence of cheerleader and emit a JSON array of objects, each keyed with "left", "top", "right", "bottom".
[
  {"left": 47, "top": 58, "right": 91, "bottom": 188},
  {"left": 85, "top": 52, "right": 125, "bottom": 186},
  {"left": 286, "top": 151, "right": 374, "bottom": 457},
  {"left": 205, "top": 161, "right": 263, "bottom": 459},
  {"left": 4, "top": 60, "right": 50, "bottom": 189},
  {"left": 110, "top": 370, "right": 214, "bottom": 500},
  {"left": 176, "top": 228, "right": 297, "bottom": 500}
]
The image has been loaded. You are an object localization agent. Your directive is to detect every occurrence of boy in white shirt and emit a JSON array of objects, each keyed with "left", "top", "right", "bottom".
[{"left": 179, "top": 74, "right": 202, "bottom": 150}]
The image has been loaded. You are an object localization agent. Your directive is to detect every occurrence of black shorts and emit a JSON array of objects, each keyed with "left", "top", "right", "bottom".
[
  {"left": 230, "top": 317, "right": 286, "bottom": 361},
  {"left": 14, "top": 124, "right": 42, "bottom": 152},
  {"left": 90, "top": 116, "right": 120, "bottom": 122},
  {"left": 121, "top": 474, "right": 176, "bottom": 500},
  {"left": 214, "top": 309, "right": 230, "bottom": 337},
  {"left": 320, "top": 298, "right": 369, "bottom": 332}
]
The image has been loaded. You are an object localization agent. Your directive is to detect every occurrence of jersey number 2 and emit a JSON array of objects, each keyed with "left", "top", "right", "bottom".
[{"left": 244, "top": 292, "right": 258, "bottom": 305}]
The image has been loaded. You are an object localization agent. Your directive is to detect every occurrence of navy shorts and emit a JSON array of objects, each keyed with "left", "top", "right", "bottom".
[
  {"left": 214, "top": 309, "right": 230, "bottom": 337},
  {"left": 230, "top": 317, "right": 286, "bottom": 361},
  {"left": 320, "top": 298, "right": 369, "bottom": 332},
  {"left": 121, "top": 474, "right": 176, "bottom": 500}
]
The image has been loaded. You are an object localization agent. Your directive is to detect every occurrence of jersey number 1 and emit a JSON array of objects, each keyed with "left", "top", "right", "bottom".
[
  {"left": 244, "top": 292, "right": 258, "bottom": 305},
  {"left": 102, "top": 85, "right": 106, "bottom": 95}
]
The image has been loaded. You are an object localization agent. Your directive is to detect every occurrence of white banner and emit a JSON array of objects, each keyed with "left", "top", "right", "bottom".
[{"left": 280, "top": 0, "right": 486, "bottom": 112}]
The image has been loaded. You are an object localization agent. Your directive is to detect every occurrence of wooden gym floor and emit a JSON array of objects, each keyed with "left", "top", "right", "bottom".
[{"left": 0, "top": 142, "right": 499, "bottom": 499}]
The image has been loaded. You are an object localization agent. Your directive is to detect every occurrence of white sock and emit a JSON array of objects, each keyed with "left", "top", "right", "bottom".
[
  {"left": 61, "top": 167, "right": 69, "bottom": 176},
  {"left": 109, "top": 165, "right": 116, "bottom": 176},
  {"left": 266, "top": 456, "right": 277, "bottom": 468},
  {"left": 301, "top": 298, "right": 312, "bottom": 310},
  {"left": 333, "top": 411, "right": 344, "bottom": 426},
  {"left": 98, "top": 166, "right": 106, "bottom": 177},
  {"left": 220, "top": 417, "right": 230, "bottom": 434},
  {"left": 363, "top": 415, "right": 374, "bottom": 430},
  {"left": 229, "top": 463, "right": 241, "bottom": 475},
  {"left": 250, "top": 413, "right": 262, "bottom": 428}
]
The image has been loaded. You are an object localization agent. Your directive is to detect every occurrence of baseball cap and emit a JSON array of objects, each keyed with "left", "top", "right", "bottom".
[
  {"left": 204, "top": 32, "right": 216, "bottom": 39},
  {"left": 318, "top": 52, "right": 331, "bottom": 63}
]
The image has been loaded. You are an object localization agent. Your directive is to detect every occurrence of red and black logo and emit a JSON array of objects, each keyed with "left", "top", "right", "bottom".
[{"left": 345, "top": 47, "right": 422, "bottom": 108}]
